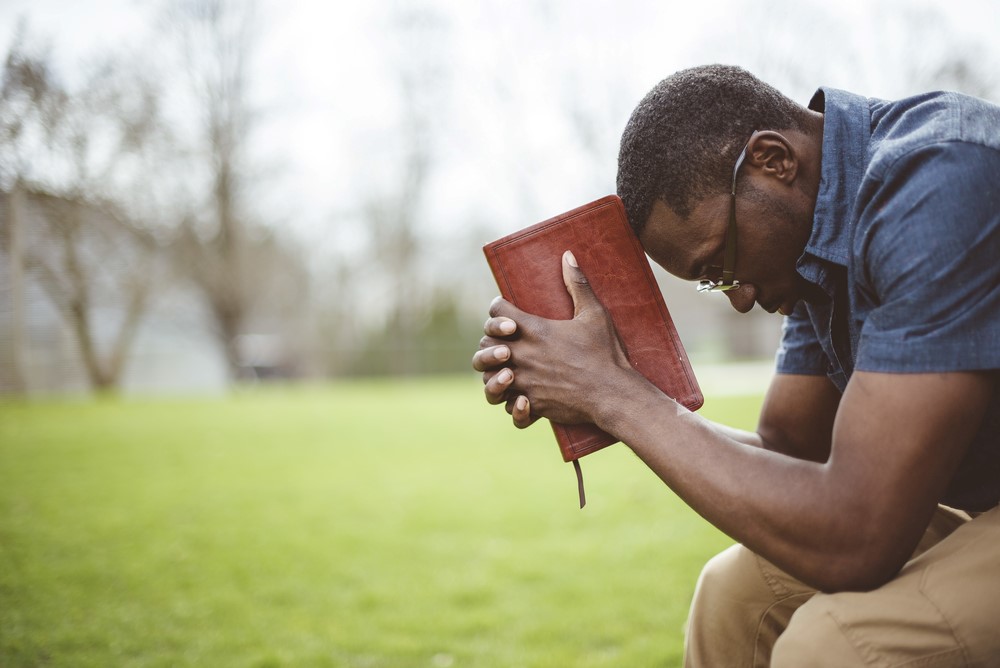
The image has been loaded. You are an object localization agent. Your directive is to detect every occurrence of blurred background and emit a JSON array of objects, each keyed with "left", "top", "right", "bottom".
[
  {"left": 2, "top": 0, "right": 997, "bottom": 396},
  {"left": 2, "top": 3, "right": 999, "bottom": 666}
]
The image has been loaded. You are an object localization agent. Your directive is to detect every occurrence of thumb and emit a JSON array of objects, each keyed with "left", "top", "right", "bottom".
[{"left": 562, "top": 250, "right": 599, "bottom": 318}]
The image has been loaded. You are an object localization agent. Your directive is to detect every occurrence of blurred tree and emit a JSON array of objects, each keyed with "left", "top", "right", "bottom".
[
  {"left": 0, "top": 189, "right": 161, "bottom": 391},
  {"left": 0, "top": 35, "right": 167, "bottom": 391},
  {"left": 348, "top": 288, "right": 482, "bottom": 376},
  {"left": 1, "top": 179, "right": 27, "bottom": 392},
  {"left": 352, "top": 2, "right": 452, "bottom": 376},
  {"left": 0, "top": 32, "right": 51, "bottom": 392},
  {"left": 162, "top": 0, "right": 300, "bottom": 380},
  {"left": 871, "top": 3, "right": 999, "bottom": 102}
]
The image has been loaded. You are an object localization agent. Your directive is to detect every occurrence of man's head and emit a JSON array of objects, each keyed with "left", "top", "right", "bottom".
[{"left": 617, "top": 64, "right": 824, "bottom": 314}]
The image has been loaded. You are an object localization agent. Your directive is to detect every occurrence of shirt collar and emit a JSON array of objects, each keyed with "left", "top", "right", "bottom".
[{"left": 797, "top": 87, "right": 871, "bottom": 287}]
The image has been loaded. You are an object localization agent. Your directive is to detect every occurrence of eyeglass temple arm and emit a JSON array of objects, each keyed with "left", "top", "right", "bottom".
[
  {"left": 723, "top": 194, "right": 738, "bottom": 284},
  {"left": 723, "top": 134, "right": 753, "bottom": 285}
]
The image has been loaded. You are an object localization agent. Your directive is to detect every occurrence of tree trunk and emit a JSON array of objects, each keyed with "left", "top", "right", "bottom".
[{"left": 5, "top": 181, "right": 28, "bottom": 392}]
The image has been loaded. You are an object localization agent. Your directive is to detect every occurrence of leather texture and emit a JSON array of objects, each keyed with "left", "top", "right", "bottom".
[{"left": 484, "top": 194, "right": 703, "bottom": 462}]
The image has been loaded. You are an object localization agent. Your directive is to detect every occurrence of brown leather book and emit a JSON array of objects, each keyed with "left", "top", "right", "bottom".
[{"left": 483, "top": 195, "right": 703, "bottom": 504}]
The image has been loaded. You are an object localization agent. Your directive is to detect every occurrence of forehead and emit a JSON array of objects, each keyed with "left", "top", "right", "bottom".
[{"left": 638, "top": 197, "right": 726, "bottom": 279}]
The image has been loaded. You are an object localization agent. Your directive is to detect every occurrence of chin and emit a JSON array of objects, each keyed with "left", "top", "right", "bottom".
[
  {"left": 777, "top": 297, "right": 801, "bottom": 316},
  {"left": 754, "top": 297, "right": 783, "bottom": 314}
]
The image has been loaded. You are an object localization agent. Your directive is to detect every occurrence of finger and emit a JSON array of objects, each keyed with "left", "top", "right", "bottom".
[
  {"left": 489, "top": 295, "right": 533, "bottom": 324},
  {"left": 472, "top": 344, "right": 510, "bottom": 372},
  {"left": 478, "top": 334, "right": 507, "bottom": 350},
  {"left": 561, "top": 250, "right": 600, "bottom": 318},
  {"left": 483, "top": 316, "right": 518, "bottom": 338},
  {"left": 511, "top": 395, "right": 536, "bottom": 429},
  {"left": 484, "top": 367, "right": 514, "bottom": 405}
]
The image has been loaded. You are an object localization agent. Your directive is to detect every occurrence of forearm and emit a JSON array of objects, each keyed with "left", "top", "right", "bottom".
[
  {"left": 594, "top": 371, "right": 900, "bottom": 591},
  {"left": 707, "top": 421, "right": 764, "bottom": 449},
  {"left": 477, "top": 266, "right": 983, "bottom": 593},
  {"left": 676, "top": 412, "right": 816, "bottom": 456}
]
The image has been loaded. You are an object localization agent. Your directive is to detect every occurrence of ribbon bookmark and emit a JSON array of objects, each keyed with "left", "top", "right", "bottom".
[{"left": 573, "top": 459, "right": 586, "bottom": 508}]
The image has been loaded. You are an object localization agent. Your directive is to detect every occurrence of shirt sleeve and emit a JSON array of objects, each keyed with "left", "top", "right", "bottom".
[
  {"left": 775, "top": 300, "right": 828, "bottom": 375},
  {"left": 853, "top": 141, "right": 1000, "bottom": 373}
]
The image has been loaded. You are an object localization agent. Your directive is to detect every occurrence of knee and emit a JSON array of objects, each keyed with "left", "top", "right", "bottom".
[
  {"left": 687, "top": 545, "right": 804, "bottom": 667},
  {"left": 691, "top": 544, "right": 761, "bottom": 610},
  {"left": 688, "top": 545, "right": 821, "bottom": 664},
  {"left": 688, "top": 543, "right": 767, "bottom": 637}
]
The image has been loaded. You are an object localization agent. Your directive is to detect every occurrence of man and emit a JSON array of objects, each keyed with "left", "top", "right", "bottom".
[{"left": 472, "top": 64, "right": 1000, "bottom": 666}]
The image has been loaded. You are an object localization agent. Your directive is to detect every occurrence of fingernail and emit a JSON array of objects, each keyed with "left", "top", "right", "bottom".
[
  {"left": 516, "top": 396, "right": 527, "bottom": 411},
  {"left": 494, "top": 346, "right": 509, "bottom": 361},
  {"left": 565, "top": 250, "right": 578, "bottom": 267},
  {"left": 499, "top": 320, "right": 516, "bottom": 335},
  {"left": 498, "top": 369, "right": 512, "bottom": 383}
]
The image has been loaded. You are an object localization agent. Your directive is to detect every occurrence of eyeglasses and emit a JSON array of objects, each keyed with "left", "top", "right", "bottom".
[{"left": 697, "top": 132, "right": 755, "bottom": 293}]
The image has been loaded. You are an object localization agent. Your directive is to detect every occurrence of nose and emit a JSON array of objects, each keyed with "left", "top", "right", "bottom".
[{"left": 725, "top": 284, "right": 757, "bottom": 314}]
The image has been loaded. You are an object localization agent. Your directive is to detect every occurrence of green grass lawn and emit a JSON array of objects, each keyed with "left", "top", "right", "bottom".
[{"left": 0, "top": 377, "right": 763, "bottom": 667}]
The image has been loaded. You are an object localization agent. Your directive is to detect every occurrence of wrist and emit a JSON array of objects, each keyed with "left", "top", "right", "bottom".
[{"left": 591, "top": 366, "right": 660, "bottom": 436}]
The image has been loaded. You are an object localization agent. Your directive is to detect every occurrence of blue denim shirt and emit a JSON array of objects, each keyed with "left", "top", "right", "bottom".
[{"left": 775, "top": 87, "right": 1000, "bottom": 511}]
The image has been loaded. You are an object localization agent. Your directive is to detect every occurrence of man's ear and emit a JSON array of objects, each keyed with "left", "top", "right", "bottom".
[{"left": 746, "top": 131, "right": 798, "bottom": 184}]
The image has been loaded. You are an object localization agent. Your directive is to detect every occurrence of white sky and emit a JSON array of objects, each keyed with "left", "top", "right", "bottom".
[{"left": 2, "top": 0, "right": 998, "bottom": 264}]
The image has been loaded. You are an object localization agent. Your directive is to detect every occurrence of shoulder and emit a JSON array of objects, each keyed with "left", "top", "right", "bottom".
[
  {"left": 853, "top": 140, "right": 1000, "bottom": 296},
  {"left": 844, "top": 92, "right": 1000, "bottom": 374},
  {"left": 866, "top": 91, "right": 1000, "bottom": 180},
  {"left": 848, "top": 142, "right": 1000, "bottom": 373}
]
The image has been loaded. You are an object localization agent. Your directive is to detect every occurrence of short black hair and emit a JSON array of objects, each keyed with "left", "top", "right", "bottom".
[{"left": 616, "top": 64, "right": 811, "bottom": 234}]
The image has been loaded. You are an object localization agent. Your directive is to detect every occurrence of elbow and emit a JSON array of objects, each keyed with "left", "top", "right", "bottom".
[
  {"left": 806, "top": 544, "right": 909, "bottom": 593},
  {"left": 811, "top": 563, "right": 898, "bottom": 594},
  {"left": 792, "top": 497, "right": 926, "bottom": 593}
]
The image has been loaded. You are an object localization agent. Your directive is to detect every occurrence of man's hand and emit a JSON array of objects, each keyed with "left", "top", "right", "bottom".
[
  {"left": 472, "top": 251, "right": 637, "bottom": 430},
  {"left": 472, "top": 310, "right": 537, "bottom": 428}
]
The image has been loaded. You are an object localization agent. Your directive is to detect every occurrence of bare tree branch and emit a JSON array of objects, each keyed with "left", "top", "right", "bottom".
[{"left": 0, "top": 36, "right": 168, "bottom": 392}]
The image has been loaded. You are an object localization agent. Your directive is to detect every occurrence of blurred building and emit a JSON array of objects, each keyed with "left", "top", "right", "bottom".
[
  {"left": 1, "top": 186, "right": 782, "bottom": 396},
  {"left": 0, "top": 189, "right": 229, "bottom": 395}
]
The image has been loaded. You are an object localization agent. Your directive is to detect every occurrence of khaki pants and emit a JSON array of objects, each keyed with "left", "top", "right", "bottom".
[{"left": 685, "top": 504, "right": 1000, "bottom": 667}]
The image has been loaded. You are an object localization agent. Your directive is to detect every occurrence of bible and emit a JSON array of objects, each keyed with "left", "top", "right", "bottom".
[{"left": 483, "top": 194, "right": 703, "bottom": 506}]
